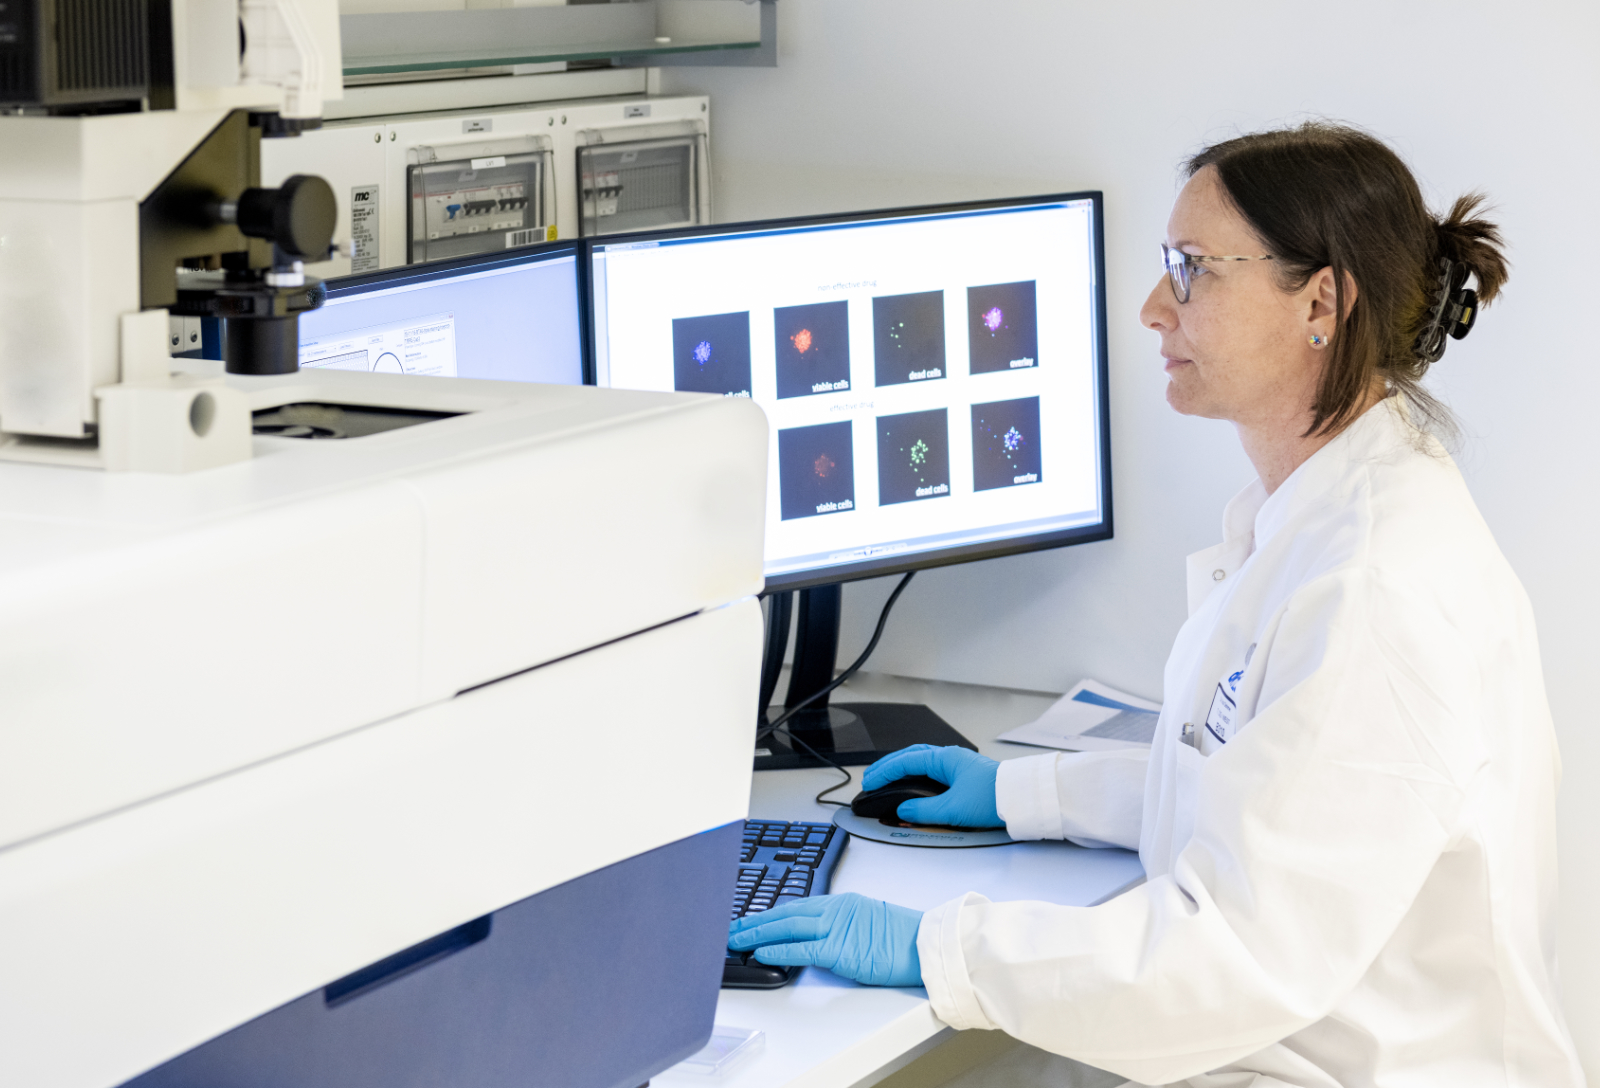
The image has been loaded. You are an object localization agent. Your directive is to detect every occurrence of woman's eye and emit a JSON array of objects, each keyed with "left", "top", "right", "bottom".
[{"left": 1188, "top": 261, "right": 1212, "bottom": 279}]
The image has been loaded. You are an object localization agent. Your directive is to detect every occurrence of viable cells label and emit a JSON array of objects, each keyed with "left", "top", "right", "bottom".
[
  {"left": 775, "top": 301, "right": 851, "bottom": 399},
  {"left": 300, "top": 311, "right": 459, "bottom": 377}
]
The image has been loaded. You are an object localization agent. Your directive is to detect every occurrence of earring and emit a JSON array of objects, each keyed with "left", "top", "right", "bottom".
[{"left": 1309, "top": 334, "right": 1327, "bottom": 348}]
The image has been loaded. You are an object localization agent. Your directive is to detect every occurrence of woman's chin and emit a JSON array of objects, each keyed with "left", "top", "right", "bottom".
[{"left": 1165, "top": 379, "right": 1203, "bottom": 416}]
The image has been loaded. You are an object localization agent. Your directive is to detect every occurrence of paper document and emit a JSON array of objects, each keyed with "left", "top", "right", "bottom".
[{"left": 998, "top": 679, "right": 1162, "bottom": 752}]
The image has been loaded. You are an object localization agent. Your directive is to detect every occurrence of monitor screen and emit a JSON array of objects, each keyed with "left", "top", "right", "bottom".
[
  {"left": 299, "top": 244, "right": 584, "bottom": 386},
  {"left": 588, "top": 194, "right": 1110, "bottom": 590}
]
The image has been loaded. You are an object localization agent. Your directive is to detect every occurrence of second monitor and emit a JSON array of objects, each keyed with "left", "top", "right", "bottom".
[{"left": 298, "top": 243, "right": 584, "bottom": 386}]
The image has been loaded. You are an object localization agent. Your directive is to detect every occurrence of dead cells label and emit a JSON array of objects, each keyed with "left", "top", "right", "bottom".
[
  {"left": 877, "top": 408, "right": 951, "bottom": 507},
  {"left": 872, "top": 290, "right": 947, "bottom": 388}
]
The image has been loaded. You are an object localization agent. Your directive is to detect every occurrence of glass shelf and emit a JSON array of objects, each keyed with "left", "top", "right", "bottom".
[
  {"left": 341, "top": 1, "right": 765, "bottom": 79},
  {"left": 344, "top": 37, "right": 758, "bottom": 78}
]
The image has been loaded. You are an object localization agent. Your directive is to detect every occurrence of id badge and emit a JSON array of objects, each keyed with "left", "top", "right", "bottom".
[{"left": 1204, "top": 682, "right": 1237, "bottom": 745}]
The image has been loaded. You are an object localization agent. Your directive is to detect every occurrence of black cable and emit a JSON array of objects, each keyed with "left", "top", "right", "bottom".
[
  {"left": 756, "top": 570, "right": 917, "bottom": 746},
  {"left": 776, "top": 728, "right": 854, "bottom": 807}
]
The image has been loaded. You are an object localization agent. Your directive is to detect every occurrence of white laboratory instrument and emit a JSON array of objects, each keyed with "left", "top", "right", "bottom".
[
  {"left": 0, "top": 5, "right": 766, "bottom": 1088},
  {"left": 260, "top": 94, "right": 712, "bottom": 276}
]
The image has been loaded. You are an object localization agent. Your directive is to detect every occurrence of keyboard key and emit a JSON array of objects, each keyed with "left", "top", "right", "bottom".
[{"left": 725, "top": 818, "right": 845, "bottom": 989}]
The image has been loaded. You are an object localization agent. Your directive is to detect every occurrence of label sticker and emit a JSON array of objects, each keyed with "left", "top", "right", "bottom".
[
  {"left": 463, "top": 118, "right": 492, "bottom": 134},
  {"left": 506, "top": 226, "right": 558, "bottom": 248},
  {"left": 349, "top": 184, "right": 379, "bottom": 273},
  {"left": 1204, "top": 682, "right": 1236, "bottom": 745},
  {"left": 470, "top": 156, "right": 506, "bottom": 170}
]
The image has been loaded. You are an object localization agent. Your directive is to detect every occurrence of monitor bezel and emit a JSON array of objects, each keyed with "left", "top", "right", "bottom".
[
  {"left": 581, "top": 191, "right": 1113, "bottom": 593},
  {"left": 306, "top": 239, "right": 585, "bottom": 386},
  {"left": 317, "top": 239, "right": 581, "bottom": 304}
]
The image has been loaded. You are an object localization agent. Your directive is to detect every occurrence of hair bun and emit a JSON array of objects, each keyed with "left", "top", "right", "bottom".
[{"left": 1433, "top": 194, "right": 1509, "bottom": 304}]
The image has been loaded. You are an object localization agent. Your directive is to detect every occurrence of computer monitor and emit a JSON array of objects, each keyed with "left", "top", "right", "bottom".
[
  {"left": 298, "top": 243, "right": 584, "bottom": 386},
  {"left": 587, "top": 194, "right": 1110, "bottom": 769}
]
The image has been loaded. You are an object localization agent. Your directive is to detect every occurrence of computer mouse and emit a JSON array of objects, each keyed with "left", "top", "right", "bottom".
[{"left": 850, "top": 775, "right": 948, "bottom": 820}]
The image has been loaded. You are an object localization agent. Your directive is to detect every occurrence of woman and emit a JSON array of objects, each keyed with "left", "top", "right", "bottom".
[{"left": 728, "top": 123, "right": 1585, "bottom": 1086}]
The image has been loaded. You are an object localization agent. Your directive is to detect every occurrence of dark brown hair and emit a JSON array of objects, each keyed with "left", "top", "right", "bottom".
[{"left": 1186, "top": 122, "right": 1508, "bottom": 437}]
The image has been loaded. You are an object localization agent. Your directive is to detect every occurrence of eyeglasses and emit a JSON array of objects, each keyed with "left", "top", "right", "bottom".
[{"left": 1161, "top": 243, "right": 1275, "bottom": 303}]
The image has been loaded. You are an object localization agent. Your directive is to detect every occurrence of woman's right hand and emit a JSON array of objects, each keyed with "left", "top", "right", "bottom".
[{"left": 861, "top": 744, "right": 1003, "bottom": 828}]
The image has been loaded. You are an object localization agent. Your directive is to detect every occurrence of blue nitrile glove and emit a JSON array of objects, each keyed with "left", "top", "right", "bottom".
[
  {"left": 728, "top": 892, "right": 923, "bottom": 986},
  {"left": 862, "top": 744, "right": 1002, "bottom": 828}
]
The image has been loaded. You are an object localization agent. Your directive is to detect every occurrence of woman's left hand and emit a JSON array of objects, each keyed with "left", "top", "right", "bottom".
[{"left": 728, "top": 892, "right": 924, "bottom": 986}]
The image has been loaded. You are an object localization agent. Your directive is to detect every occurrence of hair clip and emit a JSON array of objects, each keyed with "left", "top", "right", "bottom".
[{"left": 1414, "top": 258, "right": 1479, "bottom": 365}]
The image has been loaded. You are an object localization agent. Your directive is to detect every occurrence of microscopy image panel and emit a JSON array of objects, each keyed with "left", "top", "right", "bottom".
[
  {"left": 877, "top": 408, "right": 951, "bottom": 507},
  {"left": 967, "top": 280, "right": 1039, "bottom": 375},
  {"left": 672, "top": 311, "right": 752, "bottom": 396},
  {"left": 872, "top": 290, "right": 946, "bottom": 387},
  {"left": 971, "top": 396, "right": 1043, "bottom": 491},
  {"left": 778, "top": 420, "right": 856, "bottom": 520},
  {"left": 774, "top": 300, "right": 851, "bottom": 399}
]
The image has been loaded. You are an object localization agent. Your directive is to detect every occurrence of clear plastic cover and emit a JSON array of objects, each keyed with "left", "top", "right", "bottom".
[
  {"left": 579, "top": 135, "right": 706, "bottom": 237},
  {"left": 408, "top": 151, "right": 552, "bottom": 264},
  {"left": 668, "top": 1025, "right": 765, "bottom": 1076}
]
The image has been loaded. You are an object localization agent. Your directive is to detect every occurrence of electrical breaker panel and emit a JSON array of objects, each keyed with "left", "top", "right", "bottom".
[
  {"left": 408, "top": 136, "right": 555, "bottom": 264},
  {"left": 576, "top": 120, "right": 709, "bottom": 237},
  {"left": 261, "top": 95, "right": 711, "bottom": 278}
]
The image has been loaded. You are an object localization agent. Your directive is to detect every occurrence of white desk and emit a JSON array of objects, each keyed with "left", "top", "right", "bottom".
[{"left": 658, "top": 672, "right": 1145, "bottom": 1088}]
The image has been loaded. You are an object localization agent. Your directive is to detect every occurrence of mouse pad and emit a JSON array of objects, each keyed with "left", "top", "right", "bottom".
[{"left": 832, "top": 809, "right": 1016, "bottom": 848}]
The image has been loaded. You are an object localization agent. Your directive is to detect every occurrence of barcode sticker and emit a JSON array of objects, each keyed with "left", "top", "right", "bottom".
[{"left": 506, "top": 227, "right": 555, "bottom": 248}]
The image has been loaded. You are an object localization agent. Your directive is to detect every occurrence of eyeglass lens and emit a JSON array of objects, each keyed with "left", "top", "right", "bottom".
[{"left": 1161, "top": 244, "right": 1190, "bottom": 303}]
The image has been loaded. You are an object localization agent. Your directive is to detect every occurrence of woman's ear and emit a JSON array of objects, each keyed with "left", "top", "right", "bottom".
[{"left": 1305, "top": 266, "right": 1356, "bottom": 340}]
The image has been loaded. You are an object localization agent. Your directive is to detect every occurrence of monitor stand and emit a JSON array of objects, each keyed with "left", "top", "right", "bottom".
[{"left": 753, "top": 583, "right": 977, "bottom": 771}]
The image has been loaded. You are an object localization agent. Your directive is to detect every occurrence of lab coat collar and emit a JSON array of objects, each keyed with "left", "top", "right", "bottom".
[
  {"left": 1252, "top": 396, "right": 1412, "bottom": 553},
  {"left": 1184, "top": 480, "right": 1263, "bottom": 616},
  {"left": 1184, "top": 398, "right": 1411, "bottom": 616}
]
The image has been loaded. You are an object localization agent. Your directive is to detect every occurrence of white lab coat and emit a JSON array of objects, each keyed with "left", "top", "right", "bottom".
[{"left": 916, "top": 399, "right": 1585, "bottom": 1087}]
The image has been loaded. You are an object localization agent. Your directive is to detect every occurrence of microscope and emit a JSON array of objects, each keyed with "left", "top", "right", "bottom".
[{"left": 0, "top": 4, "right": 766, "bottom": 1087}]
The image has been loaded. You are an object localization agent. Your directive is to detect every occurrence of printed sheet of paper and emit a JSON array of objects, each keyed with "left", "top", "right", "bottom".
[{"left": 998, "top": 678, "right": 1162, "bottom": 752}]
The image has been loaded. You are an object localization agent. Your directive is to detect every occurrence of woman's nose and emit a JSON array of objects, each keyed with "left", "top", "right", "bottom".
[{"left": 1140, "top": 277, "right": 1176, "bottom": 332}]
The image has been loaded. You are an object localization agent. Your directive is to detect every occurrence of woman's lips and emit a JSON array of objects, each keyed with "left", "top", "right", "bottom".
[{"left": 1163, "top": 356, "right": 1193, "bottom": 372}]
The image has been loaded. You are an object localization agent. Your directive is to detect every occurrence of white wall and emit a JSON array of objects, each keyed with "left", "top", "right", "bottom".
[{"left": 662, "top": 0, "right": 1600, "bottom": 1073}]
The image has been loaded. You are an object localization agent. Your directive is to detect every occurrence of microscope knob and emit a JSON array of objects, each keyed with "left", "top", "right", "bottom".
[{"left": 235, "top": 175, "right": 338, "bottom": 259}]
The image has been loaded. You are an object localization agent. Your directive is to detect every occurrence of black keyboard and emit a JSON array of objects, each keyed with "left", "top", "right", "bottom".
[{"left": 723, "top": 819, "right": 847, "bottom": 988}]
